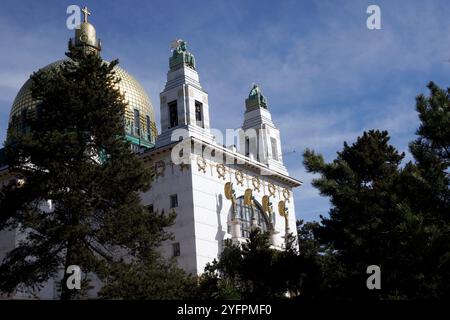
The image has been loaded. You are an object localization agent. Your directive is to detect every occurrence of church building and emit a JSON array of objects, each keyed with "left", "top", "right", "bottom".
[{"left": 0, "top": 8, "right": 301, "bottom": 299}]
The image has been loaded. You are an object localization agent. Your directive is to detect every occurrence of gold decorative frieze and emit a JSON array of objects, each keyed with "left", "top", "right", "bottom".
[
  {"left": 262, "top": 195, "right": 273, "bottom": 217},
  {"left": 155, "top": 160, "right": 166, "bottom": 177},
  {"left": 244, "top": 188, "right": 253, "bottom": 206},
  {"left": 216, "top": 164, "right": 226, "bottom": 180},
  {"left": 235, "top": 170, "right": 244, "bottom": 186},
  {"left": 278, "top": 200, "right": 288, "bottom": 219},
  {"left": 252, "top": 176, "right": 261, "bottom": 192},
  {"left": 197, "top": 156, "right": 207, "bottom": 173},
  {"left": 282, "top": 188, "right": 290, "bottom": 202},
  {"left": 268, "top": 183, "right": 276, "bottom": 197}
]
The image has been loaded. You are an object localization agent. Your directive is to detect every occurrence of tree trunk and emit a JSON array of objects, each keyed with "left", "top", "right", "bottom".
[{"left": 60, "top": 238, "right": 76, "bottom": 300}]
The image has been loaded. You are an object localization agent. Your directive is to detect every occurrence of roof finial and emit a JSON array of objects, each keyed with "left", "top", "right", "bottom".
[
  {"left": 247, "top": 83, "right": 268, "bottom": 109},
  {"left": 67, "top": 6, "right": 101, "bottom": 59},
  {"left": 82, "top": 6, "right": 91, "bottom": 23},
  {"left": 169, "top": 39, "right": 196, "bottom": 70}
]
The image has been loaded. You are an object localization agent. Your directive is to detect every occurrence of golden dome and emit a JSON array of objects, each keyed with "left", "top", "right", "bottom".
[
  {"left": 8, "top": 59, "right": 157, "bottom": 148},
  {"left": 9, "top": 7, "right": 156, "bottom": 149}
]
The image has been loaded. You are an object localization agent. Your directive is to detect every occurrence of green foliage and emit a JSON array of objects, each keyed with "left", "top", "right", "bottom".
[
  {"left": 401, "top": 81, "right": 450, "bottom": 297},
  {"left": 301, "top": 81, "right": 449, "bottom": 299},
  {"left": 1, "top": 52, "right": 447, "bottom": 301},
  {"left": 303, "top": 130, "right": 418, "bottom": 299},
  {"left": 199, "top": 82, "right": 449, "bottom": 301},
  {"left": 98, "top": 257, "right": 196, "bottom": 300},
  {"left": 197, "top": 229, "right": 303, "bottom": 300},
  {"left": 0, "top": 53, "right": 183, "bottom": 299}
]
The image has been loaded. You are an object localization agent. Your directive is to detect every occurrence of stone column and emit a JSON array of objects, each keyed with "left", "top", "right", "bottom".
[{"left": 231, "top": 218, "right": 241, "bottom": 243}]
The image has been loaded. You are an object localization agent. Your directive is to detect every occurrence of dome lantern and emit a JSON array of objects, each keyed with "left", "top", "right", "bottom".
[{"left": 67, "top": 6, "right": 102, "bottom": 59}]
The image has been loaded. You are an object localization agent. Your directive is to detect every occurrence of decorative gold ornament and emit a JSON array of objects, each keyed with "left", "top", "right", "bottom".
[
  {"left": 278, "top": 200, "right": 288, "bottom": 218},
  {"left": 278, "top": 201, "right": 290, "bottom": 242},
  {"left": 224, "top": 182, "right": 232, "bottom": 200},
  {"left": 155, "top": 161, "right": 166, "bottom": 177},
  {"left": 235, "top": 170, "right": 244, "bottom": 186},
  {"left": 252, "top": 177, "right": 261, "bottom": 192},
  {"left": 262, "top": 195, "right": 273, "bottom": 216},
  {"left": 224, "top": 182, "right": 236, "bottom": 200},
  {"left": 244, "top": 189, "right": 253, "bottom": 206},
  {"left": 268, "top": 183, "right": 276, "bottom": 197},
  {"left": 197, "top": 157, "right": 207, "bottom": 173},
  {"left": 16, "top": 178, "right": 25, "bottom": 188},
  {"left": 225, "top": 182, "right": 237, "bottom": 220},
  {"left": 216, "top": 164, "right": 226, "bottom": 180},
  {"left": 282, "top": 188, "right": 290, "bottom": 202}
]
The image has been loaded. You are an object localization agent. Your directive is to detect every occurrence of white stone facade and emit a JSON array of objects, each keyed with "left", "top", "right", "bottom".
[
  {"left": 0, "top": 40, "right": 301, "bottom": 298},
  {"left": 141, "top": 138, "right": 300, "bottom": 275},
  {"left": 143, "top": 52, "right": 301, "bottom": 275}
]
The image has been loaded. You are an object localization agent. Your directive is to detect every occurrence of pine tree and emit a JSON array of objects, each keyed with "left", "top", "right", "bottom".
[
  {"left": 0, "top": 53, "right": 175, "bottom": 299},
  {"left": 303, "top": 114, "right": 450, "bottom": 300},
  {"left": 197, "top": 229, "right": 302, "bottom": 300},
  {"left": 303, "top": 130, "right": 412, "bottom": 299},
  {"left": 400, "top": 82, "right": 450, "bottom": 298},
  {"left": 97, "top": 209, "right": 197, "bottom": 300},
  {"left": 295, "top": 220, "right": 331, "bottom": 299}
]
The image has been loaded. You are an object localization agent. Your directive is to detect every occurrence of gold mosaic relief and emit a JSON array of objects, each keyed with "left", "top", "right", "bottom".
[
  {"left": 197, "top": 156, "right": 207, "bottom": 173},
  {"left": 235, "top": 170, "right": 244, "bottom": 186},
  {"left": 252, "top": 176, "right": 261, "bottom": 192},
  {"left": 216, "top": 164, "right": 226, "bottom": 180},
  {"left": 282, "top": 188, "right": 290, "bottom": 202},
  {"left": 267, "top": 183, "right": 276, "bottom": 197},
  {"left": 155, "top": 161, "right": 166, "bottom": 177}
]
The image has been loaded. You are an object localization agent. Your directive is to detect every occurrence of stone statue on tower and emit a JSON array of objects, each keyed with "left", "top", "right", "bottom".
[
  {"left": 169, "top": 39, "right": 196, "bottom": 70},
  {"left": 247, "top": 84, "right": 268, "bottom": 109}
]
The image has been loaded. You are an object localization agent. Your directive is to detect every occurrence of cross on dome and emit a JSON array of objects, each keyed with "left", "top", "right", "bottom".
[{"left": 82, "top": 6, "right": 91, "bottom": 23}]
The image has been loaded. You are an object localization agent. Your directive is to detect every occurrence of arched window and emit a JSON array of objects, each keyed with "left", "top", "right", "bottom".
[{"left": 234, "top": 196, "right": 274, "bottom": 238}]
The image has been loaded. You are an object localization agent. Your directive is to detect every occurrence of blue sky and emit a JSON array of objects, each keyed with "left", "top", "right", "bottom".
[{"left": 1, "top": 0, "right": 450, "bottom": 222}]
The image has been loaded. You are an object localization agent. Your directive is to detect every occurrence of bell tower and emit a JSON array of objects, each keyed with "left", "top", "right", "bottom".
[
  {"left": 156, "top": 40, "right": 214, "bottom": 147},
  {"left": 240, "top": 84, "right": 288, "bottom": 175}
]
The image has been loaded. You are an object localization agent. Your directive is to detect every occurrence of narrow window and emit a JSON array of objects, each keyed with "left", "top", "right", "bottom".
[
  {"left": 271, "top": 137, "right": 278, "bottom": 160},
  {"left": 195, "top": 101, "right": 203, "bottom": 128},
  {"left": 245, "top": 137, "right": 250, "bottom": 157},
  {"left": 133, "top": 109, "right": 140, "bottom": 136},
  {"left": 169, "top": 101, "right": 178, "bottom": 128},
  {"left": 146, "top": 115, "right": 151, "bottom": 141},
  {"left": 170, "top": 194, "right": 178, "bottom": 208},
  {"left": 21, "top": 109, "right": 27, "bottom": 133},
  {"left": 172, "top": 242, "right": 180, "bottom": 257}
]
